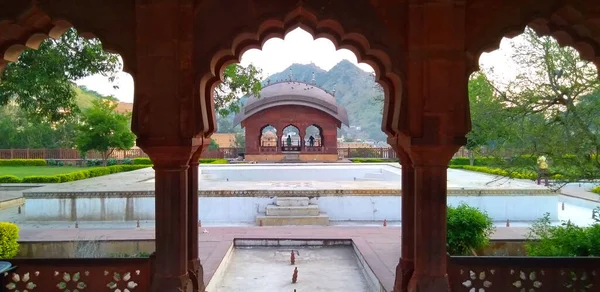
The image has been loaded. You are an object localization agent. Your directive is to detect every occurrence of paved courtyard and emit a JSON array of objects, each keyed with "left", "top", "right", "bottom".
[{"left": 18, "top": 226, "right": 530, "bottom": 291}]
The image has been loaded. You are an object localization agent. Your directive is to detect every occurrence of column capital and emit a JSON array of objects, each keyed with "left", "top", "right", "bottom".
[
  {"left": 189, "top": 137, "right": 212, "bottom": 166},
  {"left": 390, "top": 133, "right": 462, "bottom": 167},
  {"left": 139, "top": 137, "right": 204, "bottom": 169}
]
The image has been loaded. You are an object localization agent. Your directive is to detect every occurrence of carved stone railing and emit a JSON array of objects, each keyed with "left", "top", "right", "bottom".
[
  {"left": 449, "top": 256, "right": 600, "bottom": 291},
  {"left": 1, "top": 258, "right": 152, "bottom": 292}
]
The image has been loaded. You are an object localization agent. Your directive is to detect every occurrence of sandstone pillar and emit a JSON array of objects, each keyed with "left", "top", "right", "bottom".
[
  {"left": 187, "top": 138, "right": 209, "bottom": 292},
  {"left": 407, "top": 146, "right": 458, "bottom": 292},
  {"left": 144, "top": 146, "right": 197, "bottom": 292},
  {"left": 389, "top": 137, "right": 414, "bottom": 292}
]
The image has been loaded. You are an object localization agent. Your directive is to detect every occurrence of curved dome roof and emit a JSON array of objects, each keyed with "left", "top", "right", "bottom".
[{"left": 233, "top": 81, "right": 349, "bottom": 126}]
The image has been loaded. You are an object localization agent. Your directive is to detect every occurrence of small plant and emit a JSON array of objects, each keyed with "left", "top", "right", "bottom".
[
  {"left": 56, "top": 160, "right": 64, "bottom": 167},
  {"left": 592, "top": 186, "right": 600, "bottom": 195},
  {"left": 106, "top": 158, "right": 118, "bottom": 166},
  {"left": 47, "top": 159, "right": 57, "bottom": 166},
  {"left": 122, "top": 158, "right": 133, "bottom": 165},
  {"left": 446, "top": 203, "right": 495, "bottom": 255},
  {"left": 526, "top": 213, "right": 600, "bottom": 256},
  {"left": 0, "top": 222, "right": 20, "bottom": 258}
]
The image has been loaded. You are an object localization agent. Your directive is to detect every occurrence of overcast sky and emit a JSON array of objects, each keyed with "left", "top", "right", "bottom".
[{"left": 76, "top": 28, "right": 519, "bottom": 103}]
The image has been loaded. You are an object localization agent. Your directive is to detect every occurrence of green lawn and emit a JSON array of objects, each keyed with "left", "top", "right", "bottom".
[{"left": 0, "top": 166, "right": 89, "bottom": 178}]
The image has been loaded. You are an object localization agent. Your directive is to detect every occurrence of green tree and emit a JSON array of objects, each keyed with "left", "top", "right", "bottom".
[
  {"left": 208, "top": 139, "right": 219, "bottom": 150},
  {"left": 1, "top": 28, "right": 261, "bottom": 123},
  {"left": 479, "top": 27, "right": 600, "bottom": 181},
  {"left": 466, "top": 72, "right": 514, "bottom": 165},
  {"left": 233, "top": 132, "right": 245, "bottom": 149},
  {"left": 0, "top": 28, "right": 120, "bottom": 122},
  {"left": 214, "top": 64, "right": 263, "bottom": 116},
  {"left": 75, "top": 100, "right": 135, "bottom": 166},
  {"left": 0, "top": 105, "right": 78, "bottom": 148}
]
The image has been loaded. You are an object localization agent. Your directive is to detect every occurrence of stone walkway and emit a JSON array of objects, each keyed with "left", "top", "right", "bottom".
[{"left": 18, "top": 226, "right": 529, "bottom": 291}]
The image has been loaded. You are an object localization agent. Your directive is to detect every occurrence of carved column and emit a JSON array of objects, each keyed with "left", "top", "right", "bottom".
[
  {"left": 187, "top": 138, "right": 209, "bottom": 292},
  {"left": 144, "top": 145, "right": 197, "bottom": 292},
  {"left": 406, "top": 146, "right": 458, "bottom": 292},
  {"left": 389, "top": 137, "right": 414, "bottom": 292},
  {"left": 398, "top": 1, "right": 470, "bottom": 290}
]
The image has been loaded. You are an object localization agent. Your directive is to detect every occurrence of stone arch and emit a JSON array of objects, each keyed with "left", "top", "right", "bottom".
[
  {"left": 197, "top": 4, "right": 403, "bottom": 139},
  {"left": 281, "top": 124, "right": 300, "bottom": 147},
  {"left": 0, "top": 7, "right": 134, "bottom": 76},
  {"left": 466, "top": 4, "right": 600, "bottom": 75},
  {"left": 305, "top": 124, "right": 322, "bottom": 147},
  {"left": 259, "top": 124, "right": 278, "bottom": 147}
]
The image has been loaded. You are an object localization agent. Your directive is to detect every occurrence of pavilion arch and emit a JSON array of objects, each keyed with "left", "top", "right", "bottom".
[
  {"left": 0, "top": 7, "right": 135, "bottom": 77},
  {"left": 196, "top": 5, "right": 404, "bottom": 139},
  {"left": 259, "top": 124, "right": 278, "bottom": 147},
  {"left": 305, "top": 124, "right": 323, "bottom": 147},
  {"left": 466, "top": 4, "right": 600, "bottom": 76}
]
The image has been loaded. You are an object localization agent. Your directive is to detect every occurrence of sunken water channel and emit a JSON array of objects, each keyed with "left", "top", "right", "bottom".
[
  {"left": 208, "top": 239, "right": 379, "bottom": 292},
  {"left": 21, "top": 164, "right": 561, "bottom": 224}
]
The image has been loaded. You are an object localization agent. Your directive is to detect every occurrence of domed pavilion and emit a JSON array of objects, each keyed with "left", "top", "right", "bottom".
[{"left": 233, "top": 81, "right": 349, "bottom": 162}]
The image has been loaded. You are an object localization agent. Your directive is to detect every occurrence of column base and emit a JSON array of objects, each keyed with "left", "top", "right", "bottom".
[
  {"left": 188, "top": 258, "right": 205, "bottom": 292},
  {"left": 151, "top": 273, "right": 193, "bottom": 292},
  {"left": 407, "top": 274, "right": 450, "bottom": 292},
  {"left": 393, "top": 259, "right": 414, "bottom": 292}
]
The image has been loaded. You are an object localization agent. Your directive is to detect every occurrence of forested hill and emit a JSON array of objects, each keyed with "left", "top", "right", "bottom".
[{"left": 219, "top": 60, "right": 386, "bottom": 141}]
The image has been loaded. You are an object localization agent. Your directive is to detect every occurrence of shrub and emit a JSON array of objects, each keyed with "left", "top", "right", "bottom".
[
  {"left": 0, "top": 159, "right": 47, "bottom": 166},
  {"left": 200, "top": 159, "right": 228, "bottom": 164},
  {"left": 526, "top": 213, "right": 600, "bottom": 256},
  {"left": 21, "top": 176, "right": 61, "bottom": 183},
  {"left": 107, "top": 158, "right": 118, "bottom": 166},
  {"left": 133, "top": 158, "right": 152, "bottom": 165},
  {"left": 47, "top": 159, "right": 57, "bottom": 166},
  {"left": 56, "top": 160, "right": 64, "bottom": 167},
  {"left": 0, "top": 222, "right": 19, "bottom": 258},
  {"left": 86, "top": 159, "right": 102, "bottom": 167},
  {"left": 122, "top": 158, "right": 133, "bottom": 165},
  {"left": 446, "top": 203, "right": 495, "bottom": 255},
  {"left": 0, "top": 176, "right": 21, "bottom": 183},
  {"left": 134, "top": 158, "right": 228, "bottom": 165},
  {"left": 351, "top": 158, "right": 398, "bottom": 163},
  {"left": 592, "top": 186, "right": 600, "bottom": 195}
]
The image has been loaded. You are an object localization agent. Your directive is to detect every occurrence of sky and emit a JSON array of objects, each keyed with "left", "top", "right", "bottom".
[{"left": 76, "top": 28, "right": 519, "bottom": 103}]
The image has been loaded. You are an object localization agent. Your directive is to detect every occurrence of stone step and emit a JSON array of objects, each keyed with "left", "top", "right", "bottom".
[
  {"left": 266, "top": 205, "right": 320, "bottom": 216},
  {"left": 256, "top": 213, "right": 329, "bottom": 226},
  {"left": 364, "top": 172, "right": 384, "bottom": 180},
  {"left": 275, "top": 197, "right": 310, "bottom": 207}
]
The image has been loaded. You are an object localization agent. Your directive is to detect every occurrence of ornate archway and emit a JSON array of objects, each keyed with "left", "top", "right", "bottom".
[{"left": 2, "top": 1, "right": 600, "bottom": 292}]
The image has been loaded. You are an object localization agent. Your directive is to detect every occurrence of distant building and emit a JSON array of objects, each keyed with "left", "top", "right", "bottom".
[
  {"left": 337, "top": 141, "right": 374, "bottom": 148},
  {"left": 211, "top": 133, "right": 237, "bottom": 148}
]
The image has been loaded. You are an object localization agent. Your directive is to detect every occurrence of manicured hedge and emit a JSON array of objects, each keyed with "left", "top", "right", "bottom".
[
  {"left": 350, "top": 158, "right": 399, "bottom": 163},
  {"left": 448, "top": 157, "right": 504, "bottom": 166},
  {"left": 451, "top": 165, "right": 567, "bottom": 181},
  {"left": 593, "top": 186, "right": 600, "bottom": 195},
  {"left": 0, "top": 175, "right": 21, "bottom": 183},
  {"left": 0, "top": 222, "right": 19, "bottom": 258},
  {"left": 0, "top": 159, "right": 47, "bottom": 166},
  {"left": 4, "top": 165, "right": 149, "bottom": 184},
  {"left": 133, "top": 157, "right": 228, "bottom": 165}
]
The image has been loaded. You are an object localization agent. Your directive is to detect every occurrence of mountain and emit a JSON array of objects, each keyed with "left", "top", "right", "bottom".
[
  {"left": 220, "top": 61, "right": 385, "bottom": 141},
  {"left": 75, "top": 85, "right": 131, "bottom": 113}
]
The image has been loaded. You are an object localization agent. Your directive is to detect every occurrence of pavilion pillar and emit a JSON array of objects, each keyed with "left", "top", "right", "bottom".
[
  {"left": 144, "top": 145, "right": 197, "bottom": 292},
  {"left": 187, "top": 138, "right": 209, "bottom": 292},
  {"left": 389, "top": 137, "right": 414, "bottom": 292},
  {"left": 406, "top": 146, "right": 458, "bottom": 292}
]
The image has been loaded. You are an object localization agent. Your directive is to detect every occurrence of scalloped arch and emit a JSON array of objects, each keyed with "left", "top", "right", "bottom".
[
  {"left": 469, "top": 5, "right": 600, "bottom": 76},
  {"left": 199, "top": 7, "right": 401, "bottom": 137},
  {"left": 0, "top": 14, "right": 132, "bottom": 76}
]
